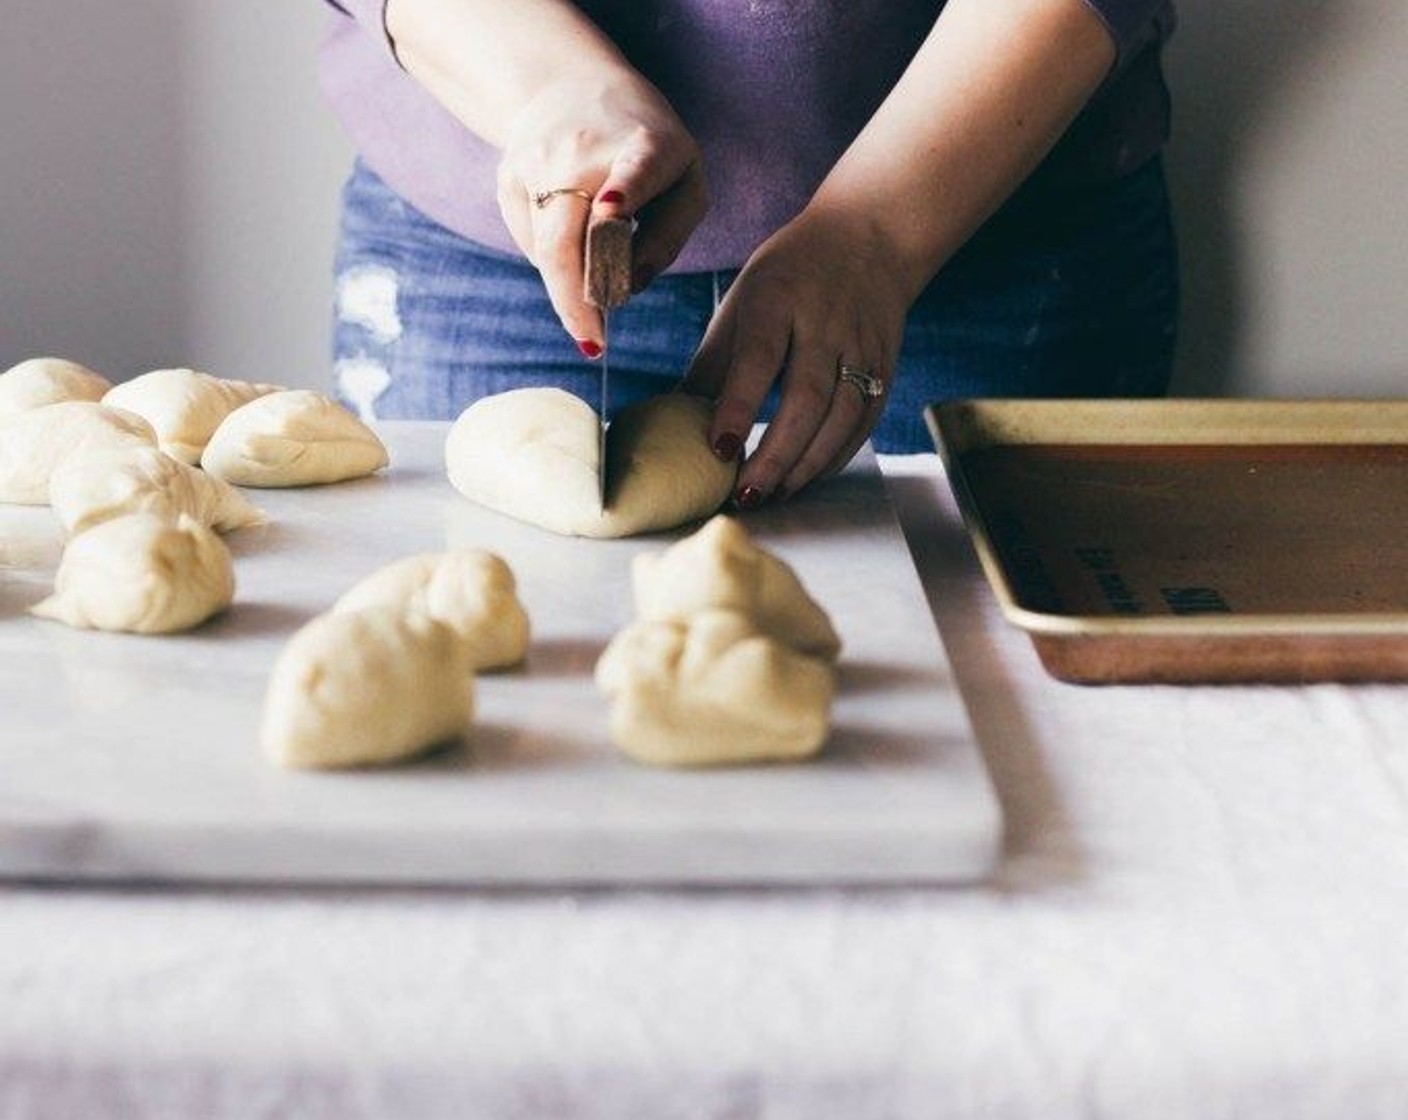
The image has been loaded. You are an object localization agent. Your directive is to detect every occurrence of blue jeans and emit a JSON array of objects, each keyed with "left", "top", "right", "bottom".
[{"left": 332, "top": 158, "right": 1177, "bottom": 453}]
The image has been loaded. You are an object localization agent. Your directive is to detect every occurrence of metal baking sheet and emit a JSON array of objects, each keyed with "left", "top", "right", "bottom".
[
  {"left": 0, "top": 423, "right": 1000, "bottom": 886},
  {"left": 927, "top": 399, "right": 1408, "bottom": 684}
]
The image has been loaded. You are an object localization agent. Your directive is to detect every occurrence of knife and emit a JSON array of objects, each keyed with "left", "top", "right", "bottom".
[{"left": 584, "top": 215, "right": 633, "bottom": 508}]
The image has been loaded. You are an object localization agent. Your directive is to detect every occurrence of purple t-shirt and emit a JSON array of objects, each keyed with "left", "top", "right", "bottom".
[{"left": 320, "top": 0, "right": 1175, "bottom": 272}]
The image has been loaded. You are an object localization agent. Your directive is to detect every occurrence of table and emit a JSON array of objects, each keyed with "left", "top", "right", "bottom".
[{"left": 3, "top": 456, "right": 1406, "bottom": 1119}]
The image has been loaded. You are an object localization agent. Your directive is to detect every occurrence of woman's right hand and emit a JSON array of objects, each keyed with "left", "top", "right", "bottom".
[
  {"left": 385, "top": 0, "right": 707, "bottom": 355},
  {"left": 495, "top": 74, "right": 708, "bottom": 356}
]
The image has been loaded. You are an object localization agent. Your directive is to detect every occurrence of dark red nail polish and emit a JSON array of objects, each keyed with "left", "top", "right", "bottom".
[
  {"left": 735, "top": 486, "right": 764, "bottom": 510},
  {"left": 577, "top": 339, "right": 603, "bottom": 359},
  {"left": 712, "top": 432, "right": 742, "bottom": 462},
  {"left": 599, "top": 189, "right": 625, "bottom": 205}
]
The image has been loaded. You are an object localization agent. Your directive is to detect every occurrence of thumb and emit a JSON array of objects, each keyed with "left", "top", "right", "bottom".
[{"left": 594, "top": 126, "right": 694, "bottom": 217}]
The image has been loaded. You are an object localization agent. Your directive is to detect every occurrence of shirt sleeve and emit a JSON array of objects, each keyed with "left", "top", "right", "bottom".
[
  {"left": 320, "top": 0, "right": 398, "bottom": 60},
  {"left": 1079, "top": 0, "right": 1177, "bottom": 71}
]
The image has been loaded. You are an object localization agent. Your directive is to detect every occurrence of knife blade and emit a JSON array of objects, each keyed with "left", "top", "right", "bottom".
[{"left": 584, "top": 215, "right": 633, "bottom": 508}]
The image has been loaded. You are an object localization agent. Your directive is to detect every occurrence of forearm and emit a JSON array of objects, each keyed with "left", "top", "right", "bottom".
[
  {"left": 384, "top": 0, "right": 640, "bottom": 146},
  {"left": 809, "top": 0, "right": 1117, "bottom": 301}
]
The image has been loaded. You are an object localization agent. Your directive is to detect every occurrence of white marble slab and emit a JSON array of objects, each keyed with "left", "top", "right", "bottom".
[{"left": 0, "top": 424, "right": 999, "bottom": 885}]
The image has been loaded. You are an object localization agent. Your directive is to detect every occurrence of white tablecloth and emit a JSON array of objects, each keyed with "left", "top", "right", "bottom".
[{"left": 4, "top": 458, "right": 1406, "bottom": 1119}]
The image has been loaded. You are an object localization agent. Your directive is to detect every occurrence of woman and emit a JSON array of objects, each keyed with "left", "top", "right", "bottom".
[{"left": 320, "top": 0, "right": 1178, "bottom": 506}]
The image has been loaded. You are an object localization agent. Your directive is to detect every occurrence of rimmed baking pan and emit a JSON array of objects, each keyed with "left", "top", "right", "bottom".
[{"left": 926, "top": 399, "right": 1408, "bottom": 684}]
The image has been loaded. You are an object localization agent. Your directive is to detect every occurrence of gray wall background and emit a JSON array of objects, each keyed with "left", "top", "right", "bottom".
[{"left": 2, "top": 1, "right": 1405, "bottom": 397}]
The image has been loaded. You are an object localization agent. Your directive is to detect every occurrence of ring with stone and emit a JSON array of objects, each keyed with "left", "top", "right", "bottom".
[
  {"left": 837, "top": 363, "right": 885, "bottom": 400},
  {"left": 531, "top": 187, "right": 594, "bottom": 209}
]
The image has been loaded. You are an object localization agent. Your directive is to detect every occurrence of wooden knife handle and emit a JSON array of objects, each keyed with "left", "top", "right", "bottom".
[{"left": 584, "top": 216, "right": 633, "bottom": 310}]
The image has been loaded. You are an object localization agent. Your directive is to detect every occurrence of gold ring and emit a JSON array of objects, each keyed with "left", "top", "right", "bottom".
[
  {"left": 837, "top": 364, "right": 885, "bottom": 400},
  {"left": 531, "top": 187, "right": 594, "bottom": 209}
]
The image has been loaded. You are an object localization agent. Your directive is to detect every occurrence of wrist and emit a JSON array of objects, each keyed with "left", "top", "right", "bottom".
[
  {"left": 796, "top": 194, "right": 936, "bottom": 308},
  {"left": 506, "top": 68, "right": 664, "bottom": 137}
]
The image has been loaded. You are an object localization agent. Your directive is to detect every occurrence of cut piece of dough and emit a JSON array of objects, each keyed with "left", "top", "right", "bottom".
[
  {"left": 0, "top": 357, "right": 112, "bottom": 418},
  {"left": 633, "top": 515, "right": 841, "bottom": 660},
  {"left": 445, "top": 389, "right": 737, "bottom": 539},
  {"left": 0, "top": 402, "right": 157, "bottom": 505},
  {"left": 333, "top": 550, "right": 530, "bottom": 671},
  {"left": 30, "top": 513, "right": 235, "bottom": 634},
  {"left": 262, "top": 607, "right": 473, "bottom": 770},
  {"left": 446, "top": 388, "right": 600, "bottom": 536},
  {"left": 49, "top": 446, "right": 267, "bottom": 537},
  {"left": 102, "top": 368, "right": 281, "bottom": 464},
  {"left": 202, "top": 389, "right": 389, "bottom": 487},
  {"left": 595, "top": 609, "right": 835, "bottom": 767}
]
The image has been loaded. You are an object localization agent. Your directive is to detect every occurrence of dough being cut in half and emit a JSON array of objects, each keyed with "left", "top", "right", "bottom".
[
  {"left": 202, "top": 389, "right": 389, "bottom": 487},
  {"left": 262, "top": 607, "right": 473, "bottom": 769},
  {"left": 49, "top": 446, "right": 267, "bottom": 537},
  {"left": 333, "top": 550, "right": 530, "bottom": 671},
  {"left": 595, "top": 609, "right": 835, "bottom": 767},
  {"left": 102, "top": 368, "right": 281, "bottom": 464},
  {"left": 0, "top": 402, "right": 157, "bottom": 505},
  {"left": 445, "top": 388, "right": 737, "bottom": 538},
  {"left": 30, "top": 513, "right": 235, "bottom": 634},
  {"left": 0, "top": 357, "right": 111, "bottom": 418},
  {"left": 632, "top": 515, "right": 841, "bottom": 660}
]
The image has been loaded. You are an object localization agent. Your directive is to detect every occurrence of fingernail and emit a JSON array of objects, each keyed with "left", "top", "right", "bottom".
[
  {"left": 712, "top": 433, "right": 742, "bottom": 462},
  {"left": 734, "top": 486, "right": 764, "bottom": 510},
  {"left": 599, "top": 189, "right": 625, "bottom": 205},
  {"left": 577, "top": 339, "right": 603, "bottom": 359}
]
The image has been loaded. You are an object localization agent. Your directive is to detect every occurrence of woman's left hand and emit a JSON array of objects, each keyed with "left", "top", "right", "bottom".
[{"left": 680, "top": 206, "right": 916, "bottom": 506}]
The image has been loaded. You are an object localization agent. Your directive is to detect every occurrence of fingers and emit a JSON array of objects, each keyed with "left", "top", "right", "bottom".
[
  {"left": 593, "top": 129, "right": 709, "bottom": 293},
  {"left": 683, "top": 284, "right": 890, "bottom": 501},
  {"left": 498, "top": 163, "right": 604, "bottom": 352},
  {"left": 588, "top": 127, "right": 709, "bottom": 295},
  {"left": 496, "top": 163, "right": 535, "bottom": 263},
  {"left": 821, "top": 418, "right": 880, "bottom": 481},
  {"left": 807, "top": 327, "right": 894, "bottom": 486},
  {"left": 685, "top": 301, "right": 791, "bottom": 469},
  {"left": 788, "top": 370, "right": 887, "bottom": 492},
  {"left": 732, "top": 332, "right": 835, "bottom": 506},
  {"left": 597, "top": 126, "right": 700, "bottom": 222},
  {"left": 679, "top": 304, "right": 732, "bottom": 399},
  {"left": 630, "top": 161, "right": 709, "bottom": 291},
  {"left": 741, "top": 354, "right": 889, "bottom": 504},
  {"left": 527, "top": 187, "right": 603, "bottom": 354}
]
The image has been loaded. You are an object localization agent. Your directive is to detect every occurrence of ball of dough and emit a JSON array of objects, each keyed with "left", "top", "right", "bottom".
[
  {"left": 48, "top": 446, "right": 267, "bottom": 537},
  {"left": 30, "top": 513, "right": 235, "bottom": 634},
  {"left": 202, "top": 390, "right": 389, "bottom": 487},
  {"left": 0, "top": 357, "right": 111, "bottom": 418},
  {"left": 0, "top": 401, "right": 157, "bottom": 505},
  {"left": 595, "top": 609, "right": 835, "bottom": 767},
  {"left": 333, "top": 550, "right": 530, "bottom": 672},
  {"left": 262, "top": 607, "right": 473, "bottom": 770},
  {"left": 102, "top": 368, "right": 281, "bottom": 464},
  {"left": 445, "top": 389, "right": 737, "bottom": 538},
  {"left": 633, "top": 515, "right": 841, "bottom": 660}
]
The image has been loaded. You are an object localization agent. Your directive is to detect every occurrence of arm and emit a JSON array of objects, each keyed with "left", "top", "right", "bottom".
[
  {"left": 685, "top": 0, "right": 1122, "bottom": 502},
  {"left": 374, "top": 0, "right": 707, "bottom": 353},
  {"left": 385, "top": 0, "right": 631, "bottom": 147},
  {"left": 812, "top": 0, "right": 1118, "bottom": 302}
]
